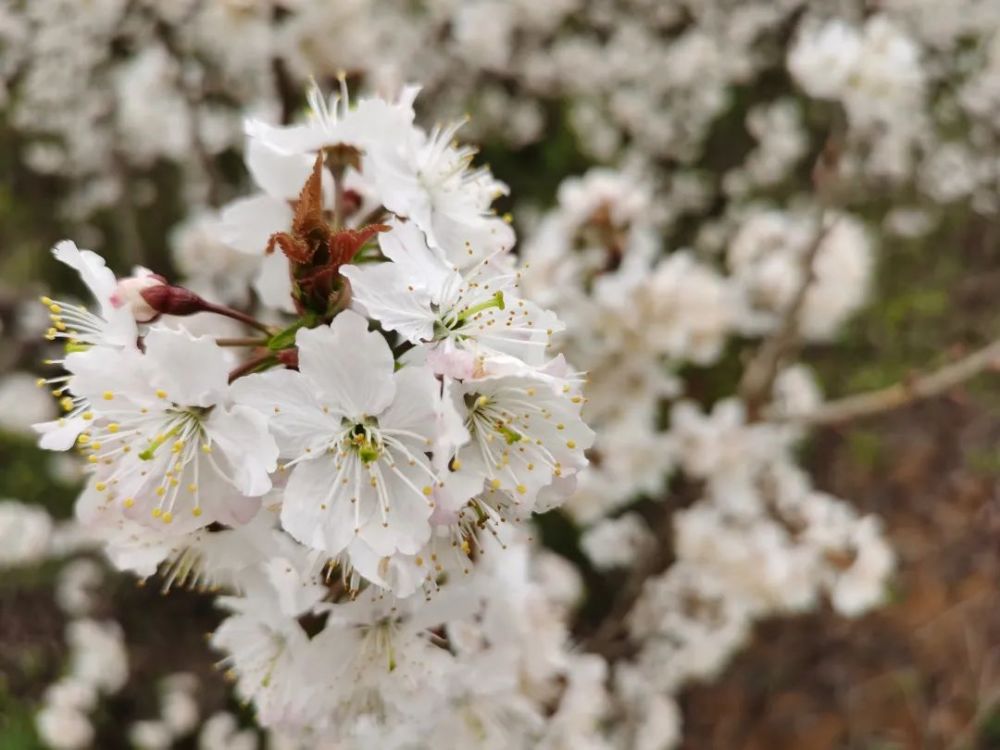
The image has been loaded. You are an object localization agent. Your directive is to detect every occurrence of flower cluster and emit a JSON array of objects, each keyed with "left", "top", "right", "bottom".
[
  {"left": 6, "top": 0, "right": 996, "bottom": 746},
  {"left": 34, "top": 85, "right": 598, "bottom": 746}
]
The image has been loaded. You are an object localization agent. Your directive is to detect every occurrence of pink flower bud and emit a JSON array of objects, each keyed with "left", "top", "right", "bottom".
[{"left": 109, "top": 273, "right": 167, "bottom": 323}]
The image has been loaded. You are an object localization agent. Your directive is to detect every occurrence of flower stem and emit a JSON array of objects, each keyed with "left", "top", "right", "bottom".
[
  {"left": 228, "top": 353, "right": 278, "bottom": 384},
  {"left": 200, "top": 302, "right": 273, "bottom": 335},
  {"left": 215, "top": 337, "right": 270, "bottom": 348}
]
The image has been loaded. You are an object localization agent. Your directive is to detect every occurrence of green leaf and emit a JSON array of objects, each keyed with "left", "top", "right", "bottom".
[{"left": 267, "top": 314, "right": 316, "bottom": 351}]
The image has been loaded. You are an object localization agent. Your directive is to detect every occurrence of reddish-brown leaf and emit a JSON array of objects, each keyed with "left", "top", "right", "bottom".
[
  {"left": 291, "top": 153, "right": 328, "bottom": 239},
  {"left": 327, "top": 223, "right": 390, "bottom": 267},
  {"left": 266, "top": 232, "right": 313, "bottom": 264}
]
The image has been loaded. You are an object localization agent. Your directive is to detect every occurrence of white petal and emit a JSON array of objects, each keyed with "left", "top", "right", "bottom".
[
  {"left": 346, "top": 538, "right": 426, "bottom": 598},
  {"left": 296, "top": 311, "right": 395, "bottom": 417},
  {"left": 379, "top": 365, "right": 439, "bottom": 440},
  {"left": 358, "top": 461, "right": 433, "bottom": 556},
  {"left": 247, "top": 140, "right": 321, "bottom": 201},
  {"left": 281, "top": 456, "right": 365, "bottom": 557},
  {"left": 434, "top": 214, "right": 515, "bottom": 269},
  {"left": 204, "top": 405, "right": 278, "bottom": 497},
  {"left": 245, "top": 118, "right": 332, "bottom": 156},
  {"left": 219, "top": 194, "right": 293, "bottom": 256},
  {"left": 262, "top": 556, "right": 326, "bottom": 618},
  {"left": 378, "top": 219, "right": 454, "bottom": 294},
  {"left": 52, "top": 241, "right": 116, "bottom": 313},
  {"left": 34, "top": 417, "right": 89, "bottom": 452},
  {"left": 64, "top": 346, "right": 154, "bottom": 407},
  {"left": 254, "top": 250, "right": 295, "bottom": 314},
  {"left": 341, "top": 263, "right": 436, "bottom": 343},
  {"left": 143, "top": 328, "right": 228, "bottom": 407},
  {"left": 229, "top": 368, "right": 339, "bottom": 457}
]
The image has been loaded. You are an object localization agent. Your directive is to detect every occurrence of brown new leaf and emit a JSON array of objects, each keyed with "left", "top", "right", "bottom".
[
  {"left": 328, "top": 224, "right": 390, "bottom": 267},
  {"left": 292, "top": 153, "right": 328, "bottom": 240}
]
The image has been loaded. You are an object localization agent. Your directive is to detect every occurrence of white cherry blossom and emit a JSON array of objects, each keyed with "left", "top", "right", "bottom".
[{"left": 232, "top": 310, "right": 441, "bottom": 561}]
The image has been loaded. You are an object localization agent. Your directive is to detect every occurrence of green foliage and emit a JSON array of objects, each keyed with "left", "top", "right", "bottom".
[
  {"left": 0, "top": 433, "right": 79, "bottom": 518},
  {"left": 0, "top": 679, "right": 44, "bottom": 750}
]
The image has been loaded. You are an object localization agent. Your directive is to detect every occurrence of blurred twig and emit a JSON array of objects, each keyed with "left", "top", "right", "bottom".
[
  {"left": 739, "top": 134, "right": 843, "bottom": 420},
  {"left": 738, "top": 210, "right": 832, "bottom": 418},
  {"left": 774, "top": 336, "right": 1000, "bottom": 426}
]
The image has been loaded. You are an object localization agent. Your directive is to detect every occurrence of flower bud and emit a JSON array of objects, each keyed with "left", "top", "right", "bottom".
[
  {"left": 276, "top": 348, "right": 299, "bottom": 369},
  {"left": 138, "top": 283, "right": 208, "bottom": 317},
  {"left": 110, "top": 273, "right": 167, "bottom": 322}
]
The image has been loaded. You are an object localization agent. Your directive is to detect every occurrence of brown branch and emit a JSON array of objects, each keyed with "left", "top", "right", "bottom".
[
  {"left": 227, "top": 353, "right": 278, "bottom": 384},
  {"left": 738, "top": 211, "right": 832, "bottom": 419},
  {"left": 199, "top": 301, "right": 273, "bottom": 335},
  {"left": 772, "top": 336, "right": 1000, "bottom": 426},
  {"left": 214, "top": 337, "right": 269, "bottom": 348}
]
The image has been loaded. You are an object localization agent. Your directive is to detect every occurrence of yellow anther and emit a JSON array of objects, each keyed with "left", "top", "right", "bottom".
[
  {"left": 123, "top": 498, "right": 134, "bottom": 508},
  {"left": 82, "top": 411, "right": 93, "bottom": 421},
  {"left": 48, "top": 304, "right": 61, "bottom": 314},
  {"left": 571, "top": 396, "right": 582, "bottom": 403},
  {"left": 422, "top": 486, "right": 433, "bottom": 496},
  {"left": 192, "top": 507, "right": 202, "bottom": 517},
  {"left": 151, "top": 508, "right": 162, "bottom": 518},
  {"left": 87, "top": 456, "right": 98, "bottom": 464},
  {"left": 40, "top": 296, "right": 53, "bottom": 306},
  {"left": 36, "top": 378, "right": 46, "bottom": 388},
  {"left": 489, "top": 478, "right": 501, "bottom": 491},
  {"left": 77, "top": 434, "right": 91, "bottom": 446},
  {"left": 526, "top": 388, "right": 536, "bottom": 396},
  {"left": 155, "top": 487, "right": 166, "bottom": 497},
  {"left": 107, "top": 423, "right": 119, "bottom": 433},
  {"left": 566, "top": 440, "right": 576, "bottom": 449},
  {"left": 103, "top": 391, "right": 114, "bottom": 401},
  {"left": 155, "top": 389, "right": 167, "bottom": 399},
  {"left": 45, "top": 328, "right": 57, "bottom": 340},
  {"left": 415, "top": 556, "right": 424, "bottom": 567},
  {"left": 95, "top": 482, "right": 107, "bottom": 492},
  {"left": 161, "top": 512, "right": 173, "bottom": 524},
  {"left": 460, "top": 540, "right": 471, "bottom": 554},
  {"left": 60, "top": 397, "right": 74, "bottom": 412},
  {"left": 516, "top": 484, "right": 527, "bottom": 495},
  {"left": 557, "top": 423, "right": 565, "bottom": 430},
  {"left": 90, "top": 442, "right": 101, "bottom": 451},
  {"left": 187, "top": 483, "right": 198, "bottom": 493},
  {"left": 201, "top": 444, "right": 212, "bottom": 454}
]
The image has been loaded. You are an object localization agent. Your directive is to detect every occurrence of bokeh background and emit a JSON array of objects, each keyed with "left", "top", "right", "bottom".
[{"left": 1, "top": 1, "right": 999, "bottom": 748}]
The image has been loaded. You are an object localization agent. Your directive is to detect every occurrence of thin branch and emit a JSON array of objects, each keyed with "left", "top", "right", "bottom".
[
  {"left": 227, "top": 353, "right": 278, "bottom": 384},
  {"left": 214, "top": 337, "right": 270, "bottom": 348},
  {"left": 738, "top": 211, "right": 832, "bottom": 419},
  {"left": 199, "top": 301, "right": 273, "bottom": 335},
  {"left": 773, "top": 336, "right": 1000, "bottom": 426}
]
